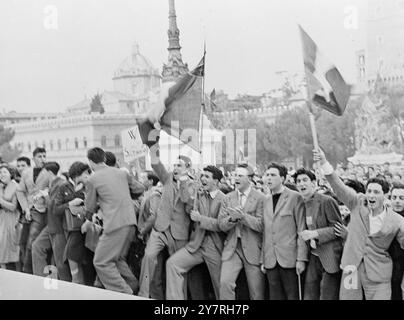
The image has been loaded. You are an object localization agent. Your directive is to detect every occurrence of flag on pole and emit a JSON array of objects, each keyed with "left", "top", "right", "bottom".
[
  {"left": 299, "top": 25, "right": 351, "bottom": 116},
  {"left": 139, "top": 56, "right": 205, "bottom": 151}
]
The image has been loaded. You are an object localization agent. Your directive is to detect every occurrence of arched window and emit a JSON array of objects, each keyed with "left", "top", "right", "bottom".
[
  {"left": 83, "top": 137, "right": 88, "bottom": 149},
  {"left": 49, "top": 140, "right": 54, "bottom": 151},
  {"left": 42, "top": 140, "right": 46, "bottom": 148},
  {"left": 28, "top": 142, "right": 32, "bottom": 152},
  {"left": 65, "top": 138, "right": 69, "bottom": 150},
  {"left": 74, "top": 138, "right": 79, "bottom": 150},
  {"left": 57, "top": 139, "right": 62, "bottom": 151},
  {"left": 101, "top": 135, "right": 107, "bottom": 147},
  {"left": 34, "top": 141, "right": 38, "bottom": 148},
  {"left": 114, "top": 134, "right": 121, "bottom": 147}
]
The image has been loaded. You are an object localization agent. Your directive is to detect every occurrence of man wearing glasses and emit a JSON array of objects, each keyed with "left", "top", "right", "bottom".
[{"left": 218, "top": 163, "right": 265, "bottom": 300}]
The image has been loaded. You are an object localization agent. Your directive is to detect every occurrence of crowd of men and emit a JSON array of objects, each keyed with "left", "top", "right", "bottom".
[{"left": 0, "top": 139, "right": 404, "bottom": 300}]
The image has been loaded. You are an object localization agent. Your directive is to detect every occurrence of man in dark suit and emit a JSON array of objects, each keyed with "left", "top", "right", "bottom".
[
  {"left": 85, "top": 148, "right": 145, "bottom": 295},
  {"left": 218, "top": 163, "right": 265, "bottom": 300},
  {"left": 314, "top": 148, "right": 404, "bottom": 300},
  {"left": 261, "top": 163, "right": 308, "bottom": 300},
  {"left": 166, "top": 165, "right": 226, "bottom": 300},
  {"left": 138, "top": 142, "right": 193, "bottom": 298},
  {"left": 293, "top": 168, "right": 343, "bottom": 300},
  {"left": 388, "top": 184, "right": 404, "bottom": 300},
  {"left": 31, "top": 161, "right": 72, "bottom": 281},
  {"left": 16, "top": 147, "right": 51, "bottom": 274}
]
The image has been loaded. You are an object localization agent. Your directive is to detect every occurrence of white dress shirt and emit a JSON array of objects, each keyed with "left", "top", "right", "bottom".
[
  {"left": 237, "top": 185, "right": 252, "bottom": 208},
  {"left": 369, "top": 207, "right": 387, "bottom": 235}
]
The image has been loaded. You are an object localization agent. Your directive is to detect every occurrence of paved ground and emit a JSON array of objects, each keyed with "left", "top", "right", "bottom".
[{"left": 0, "top": 269, "right": 148, "bottom": 300}]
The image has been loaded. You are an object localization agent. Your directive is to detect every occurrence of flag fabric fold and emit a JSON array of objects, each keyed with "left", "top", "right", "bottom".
[
  {"left": 299, "top": 25, "right": 351, "bottom": 116},
  {"left": 139, "top": 55, "right": 205, "bottom": 151}
]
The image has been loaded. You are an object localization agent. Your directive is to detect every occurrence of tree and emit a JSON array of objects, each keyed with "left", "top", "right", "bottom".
[
  {"left": 378, "top": 84, "right": 404, "bottom": 152},
  {"left": 0, "top": 125, "right": 21, "bottom": 163},
  {"left": 90, "top": 93, "right": 105, "bottom": 114},
  {"left": 315, "top": 99, "right": 359, "bottom": 166},
  {"left": 261, "top": 107, "right": 313, "bottom": 167}
]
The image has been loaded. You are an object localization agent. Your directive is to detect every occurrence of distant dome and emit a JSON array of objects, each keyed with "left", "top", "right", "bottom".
[{"left": 113, "top": 43, "right": 160, "bottom": 79}]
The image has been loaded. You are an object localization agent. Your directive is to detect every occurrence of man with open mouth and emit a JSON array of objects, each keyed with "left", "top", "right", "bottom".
[
  {"left": 314, "top": 148, "right": 404, "bottom": 300},
  {"left": 293, "top": 168, "right": 343, "bottom": 300},
  {"left": 166, "top": 165, "right": 226, "bottom": 300},
  {"left": 260, "top": 162, "right": 308, "bottom": 300},
  {"left": 218, "top": 163, "right": 266, "bottom": 300}
]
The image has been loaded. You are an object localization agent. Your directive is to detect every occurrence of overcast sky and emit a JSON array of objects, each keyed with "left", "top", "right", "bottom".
[{"left": 0, "top": 0, "right": 367, "bottom": 113}]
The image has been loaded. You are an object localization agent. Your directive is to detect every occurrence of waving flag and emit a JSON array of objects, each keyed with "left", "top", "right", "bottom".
[
  {"left": 139, "top": 55, "right": 205, "bottom": 150},
  {"left": 299, "top": 25, "right": 351, "bottom": 116}
]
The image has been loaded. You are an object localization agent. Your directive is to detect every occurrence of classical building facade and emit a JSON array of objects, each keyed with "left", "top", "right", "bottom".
[
  {"left": 356, "top": 0, "right": 404, "bottom": 87},
  {"left": 8, "top": 0, "right": 221, "bottom": 170},
  {"left": 11, "top": 114, "right": 138, "bottom": 170}
]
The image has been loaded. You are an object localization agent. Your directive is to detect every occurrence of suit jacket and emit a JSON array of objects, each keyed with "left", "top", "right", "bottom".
[
  {"left": 326, "top": 171, "right": 404, "bottom": 283},
  {"left": 17, "top": 167, "right": 51, "bottom": 213},
  {"left": 304, "top": 192, "right": 343, "bottom": 273},
  {"left": 179, "top": 183, "right": 226, "bottom": 254},
  {"left": 46, "top": 177, "right": 67, "bottom": 234},
  {"left": 138, "top": 188, "right": 161, "bottom": 237},
  {"left": 261, "top": 187, "right": 309, "bottom": 269},
  {"left": 85, "top": 165, "right": 145, "bottom": 234},
  {"left": 218, "top": 187, "right": 264, "bottom": 266},
  {"left": 53, "top": 180, "right": 86, "bottom": 232},
  {"left": 151, "top": 160, "right": 192, "bottom": 240}
]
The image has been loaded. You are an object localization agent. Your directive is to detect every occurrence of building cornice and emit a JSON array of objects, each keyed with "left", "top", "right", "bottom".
[{"left": 8, "top": 113, "right": 143, "bottom": 133}]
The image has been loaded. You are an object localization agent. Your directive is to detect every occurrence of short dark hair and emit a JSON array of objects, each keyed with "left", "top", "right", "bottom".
[
  {"left": 366, "top": 177, "right": 390, "bottom": 194},
  {"left": 0, "top": 165, "right": 17, "bottom": 180},
  {"left": 44, "top": 162, "right": 60, "bottom": 176},
  {"left": 384, "top": 171, "right": 393, "bottom": 178},
  {"left": 68, "top": 161, "right": 91, "bottom": 180},
  {"left": 147, "top": 172, "right": 159, "bottom": 186},
  {"left": 391, "top": 183, "right": 404, "bottom": 193},
  {"left": 237, "top": 163, "right": 254, "bottom": 177},
  {"left": 17, "top": 157, "right": 31, "bottom": 166},
  {"left": 203, "top": 165, "right": 224, "bottom": 181},
  {"left": 394, "top": 173, "right": 402, "bottom": 179},
  {"left": 344, "top": 179, "right": 365, "bottom": 194},
  {"left": 105, "top": 151, "right": 117, "bottom": 167},
  {"left": 266, "top": 162, "right": 287, "bottom": 179},
  {"left": 293, "top": 168, "right": 316, "bottom": 183},
  {"left": 33, "top": 147, "right": 46, "bottom": 157},
  {"left": 87, "top": 147, "right": 106, "bottom": 164}
]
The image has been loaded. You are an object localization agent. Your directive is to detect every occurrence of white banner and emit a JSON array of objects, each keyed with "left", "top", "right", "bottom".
[{"left": 121, "top": 125, "right": 148, "bottom": 163}]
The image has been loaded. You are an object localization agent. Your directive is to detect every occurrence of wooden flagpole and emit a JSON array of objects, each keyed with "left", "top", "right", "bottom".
[
  {"left": 193, "top": 43, "right": 206, "bottom": 211},
  {"left": 308, "top": 102, "right": 319, "bottom": 150},
  {"left": 299, "top": 24, "right": 320, "bottom": 152}
]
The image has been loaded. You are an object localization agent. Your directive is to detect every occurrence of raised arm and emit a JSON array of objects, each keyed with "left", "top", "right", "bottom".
[
  {"left": 150, "top": 145, "right": 170, "bottom": 185},
  {"left": 314, "top": 148, "right": 359, "bottom": 211}
]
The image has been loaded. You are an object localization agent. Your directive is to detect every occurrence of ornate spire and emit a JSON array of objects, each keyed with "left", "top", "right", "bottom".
[{"left": 162, "top": 0, "right": 188, "bottom": 83}]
